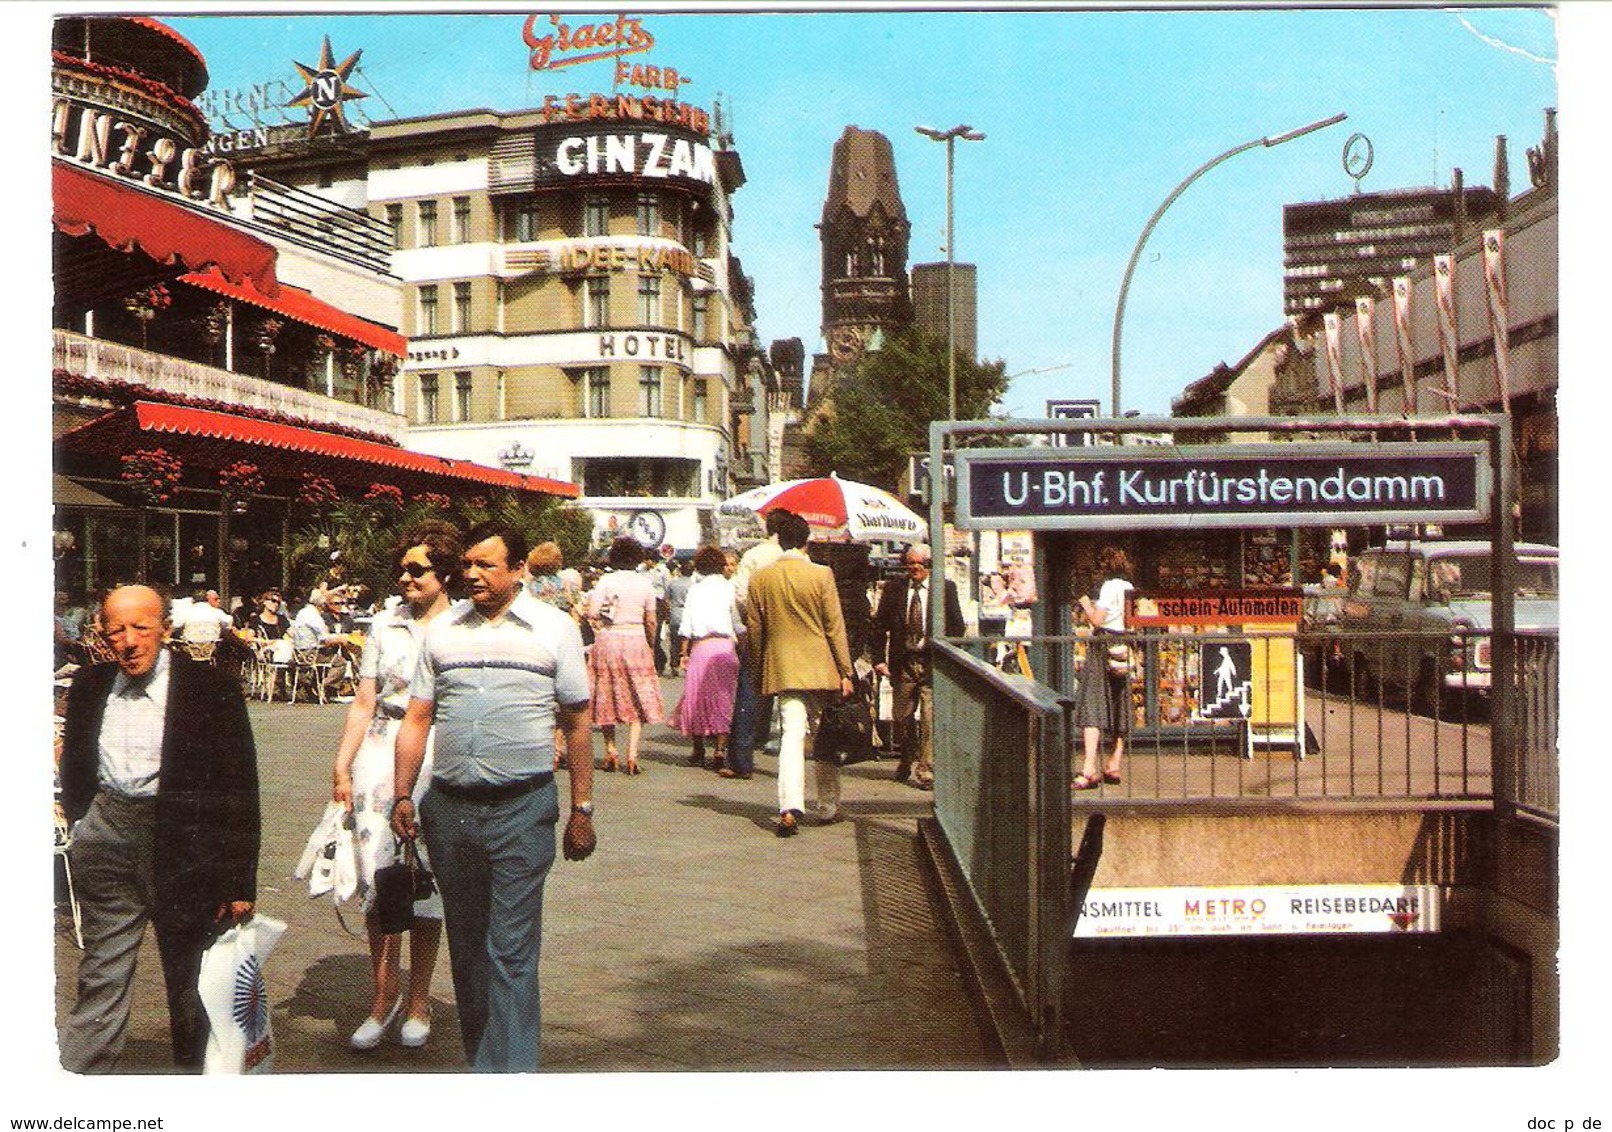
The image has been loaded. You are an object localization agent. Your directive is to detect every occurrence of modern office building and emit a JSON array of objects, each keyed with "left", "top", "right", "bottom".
[
  {"left": 911, "top": 260, "right": 977, "bottom": 361},
  {"left": 1283, "top": 184, "right": 1501, "bottom": 317}
]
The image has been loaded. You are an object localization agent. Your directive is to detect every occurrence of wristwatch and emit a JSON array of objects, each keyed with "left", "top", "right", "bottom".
[{"left": 572, "top": 801, "right": 594, "bottom": 817}]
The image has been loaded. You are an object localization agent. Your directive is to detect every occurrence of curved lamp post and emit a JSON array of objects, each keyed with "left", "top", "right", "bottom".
[
  {"left": 1109, "top": 113, "right": 1347, "bottom": 417},
  {"left": 916, "top": 124, "right": 986, "bottom": 424}
]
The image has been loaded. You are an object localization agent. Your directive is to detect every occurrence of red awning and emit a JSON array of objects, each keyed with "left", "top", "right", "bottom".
[
  {"left": 52, "top": 161, "right": 279, "bottom": 295},
  {"left": 180, "top": 268, "right": 407, "bottom": 356},
  {"left": 57, "top": 401, "right": 580, "bottom": 500}
]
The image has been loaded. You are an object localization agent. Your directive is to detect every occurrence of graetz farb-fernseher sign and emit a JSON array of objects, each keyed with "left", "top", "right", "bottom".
[{"left": 954, "top": 442, "right": 1489, "bottom": 530}]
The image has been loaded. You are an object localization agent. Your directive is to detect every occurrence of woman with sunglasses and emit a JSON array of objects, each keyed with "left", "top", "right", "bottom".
[
  {"left": 329, "top": 520, "right": 461, "bottom": 1050},
  {"left": 248, "top": 590, "right": 288, "bottom": 639}
]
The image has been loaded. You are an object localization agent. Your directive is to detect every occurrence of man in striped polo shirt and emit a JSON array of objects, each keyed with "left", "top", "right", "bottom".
[{"left": 392, "top": 520, "right": 595, "bottom": 1072}]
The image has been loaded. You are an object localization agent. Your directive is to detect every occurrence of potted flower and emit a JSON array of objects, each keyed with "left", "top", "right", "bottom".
[
  {"left": 253, "top": 316, "right": 284, "bottom": 356},
  {"left": 368, "top": 352, "right": 400, "bottom": 398},
  {"left": 120, "top": 447, "right": 183, "bottom": 506},
  {"left": 218, "top": 460, "right": 265, "bottom": 514},
  {"left": 123, "top": 284, "right": 172, "bottom": 347},
  {"left": 199, "top": 301, "right": 228, "bottom": 345},
  {"left": 296, "top": 472, "right": 341, "bottom": 512}
]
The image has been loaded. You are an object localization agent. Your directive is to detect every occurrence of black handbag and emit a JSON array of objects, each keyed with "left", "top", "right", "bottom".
[
  {"left": 813, "top": 686, "right": 877, "bottom": 767},
  {"left": 370, "top": 839, "right": 435, "bottom": 935}
]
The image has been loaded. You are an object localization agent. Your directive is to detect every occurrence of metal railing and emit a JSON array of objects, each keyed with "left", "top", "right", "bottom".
[
  {"left": 956, "top": 625, "right": 1556, "bottom": 822},
  {"left": 53, "top": 330, "right": 406, "bottom": 442},
  {"left": 1510, "top": 630, "right": 1560, "bottom": 821},
  {"left": 930, "top": 641, "right": 1071, "bottom": 1057}
]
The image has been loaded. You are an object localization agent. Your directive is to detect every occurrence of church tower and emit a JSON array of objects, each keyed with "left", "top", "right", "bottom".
[{"left": 818, "top": 126, "right": 913, "bottom": 372}]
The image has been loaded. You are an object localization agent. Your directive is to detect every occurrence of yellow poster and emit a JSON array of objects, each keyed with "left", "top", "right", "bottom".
[{"left": 1248, "top": 632, "right": 1298, "bottom": 729}]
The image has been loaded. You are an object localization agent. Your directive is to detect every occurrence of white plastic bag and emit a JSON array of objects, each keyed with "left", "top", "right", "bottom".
[
  {"left": 293, "top": 802, "right": 342, "bottom": 888},
  {"left": 293, "top": 802, "right": 358, "bottom": 902},
  {"left": 198, "top": 914, "right": 288, "bottom": 1074}
]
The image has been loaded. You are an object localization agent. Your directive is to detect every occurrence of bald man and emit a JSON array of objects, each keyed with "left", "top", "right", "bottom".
[{"left": 57, "top": 585, "right": 260, "bottom": 1072}]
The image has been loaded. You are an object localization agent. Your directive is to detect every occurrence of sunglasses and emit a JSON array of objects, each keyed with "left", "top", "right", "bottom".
[{"left": 400, "top": 562, "right": 436, "bottom": 578}]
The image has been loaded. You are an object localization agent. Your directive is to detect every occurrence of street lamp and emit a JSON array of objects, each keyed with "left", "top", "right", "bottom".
[
  {"left": 1109, "top": 112, "right": 1347, "bottom": 417},
  {"left": 916, "top": 123, "right": 986, "bottom": 423}
]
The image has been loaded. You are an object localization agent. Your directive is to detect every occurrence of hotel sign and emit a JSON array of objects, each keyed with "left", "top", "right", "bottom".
[
  {"left": 1074, "top": 884, "right": 1445, "bottom": 938},
  {"left": 596, "top": 332, "right": 691, "bottom": 365},
  {"left": 954, "top": 442, "right": 1489, "bottom": 531}
]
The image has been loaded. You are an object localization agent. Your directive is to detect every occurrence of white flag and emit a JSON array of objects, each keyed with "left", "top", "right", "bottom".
[
  {"left": 1482, "top": 229, "right": 1513, "bottom": 415},
  {"left": 1432, "top": 254, "right": 1460, "bottom": 410},
  {"left": 1322, "top": 311, "right": 1345, "bottom": 413},
  {"left": 1354, "top": 295, "right": 1378, "bottom": 413},
  {"left": 1392, "top": 277, "right": 1417, "bottom": 416}
]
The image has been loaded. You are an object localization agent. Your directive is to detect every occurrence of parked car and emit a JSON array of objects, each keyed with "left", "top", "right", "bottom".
[{"left": 1308, "top": 540, "right": 1559, "bottom": 711}]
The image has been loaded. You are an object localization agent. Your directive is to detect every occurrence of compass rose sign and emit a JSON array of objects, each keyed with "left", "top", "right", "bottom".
[{"left": 287, "top": 36, "right": 368, "bottom": 137}]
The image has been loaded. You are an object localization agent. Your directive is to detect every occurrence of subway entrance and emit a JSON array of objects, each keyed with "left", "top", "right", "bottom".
[{"left": 1067, "top": 932, "right": 1532, "bottom": 1067}]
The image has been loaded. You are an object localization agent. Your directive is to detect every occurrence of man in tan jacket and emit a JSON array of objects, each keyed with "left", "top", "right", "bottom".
[{"left": 743, "top": 511, "right": 854, "bottom": 836}]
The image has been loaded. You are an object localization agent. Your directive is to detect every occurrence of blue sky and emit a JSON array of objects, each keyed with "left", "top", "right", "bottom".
[{"left": 158, "top": 5, "right": 1560, "bottom": 417}]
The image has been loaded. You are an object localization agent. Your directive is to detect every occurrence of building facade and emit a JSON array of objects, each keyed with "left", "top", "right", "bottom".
[
  {"left": 1283, "top": 183, "right": 1501, "bottom": 317},
  {"left": 911, "top": 261, "right": 978, "bottom": 361},
  {"left": 243, "top": 92, "right": 772, "bottom": 553},
  {"left": 50, "top": 16, "right": 574, "bottom": 601}
]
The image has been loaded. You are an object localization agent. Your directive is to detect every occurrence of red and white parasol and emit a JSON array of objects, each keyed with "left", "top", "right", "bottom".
[{"left": 718, "top": 473, "right": 928, "bottom": 544}]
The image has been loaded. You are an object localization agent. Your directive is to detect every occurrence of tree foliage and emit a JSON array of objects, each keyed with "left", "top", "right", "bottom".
[
  {"left": 287, "top": 489, "right": 593, "bottom": 599},
  {"left": 802, "top": 328, "right": 1009, "bottom": 491}
]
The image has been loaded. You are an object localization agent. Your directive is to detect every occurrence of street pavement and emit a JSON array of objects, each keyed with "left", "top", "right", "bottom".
[{"left": 53, "top": 673, "right": 991, "bottom": 1074}]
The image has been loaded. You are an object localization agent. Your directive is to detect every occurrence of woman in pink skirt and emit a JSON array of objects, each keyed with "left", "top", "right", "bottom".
[
  {"left": 585, "top": 536, "right": 665, "bottom": 775},
  {"left": 673, "top": 545, "right": 740, "bottom": 770}
]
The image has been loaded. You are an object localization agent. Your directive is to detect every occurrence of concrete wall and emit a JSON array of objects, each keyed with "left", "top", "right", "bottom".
[
  {"left": 1078, "top": 807, "right": 1489, "bottom": 888},
  {"left": 1065, "top": 806, "right": 1553, "bottom": 1065}
]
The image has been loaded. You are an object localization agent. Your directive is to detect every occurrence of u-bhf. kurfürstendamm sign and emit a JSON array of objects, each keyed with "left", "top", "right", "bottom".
[{"left": 955, "top": 442, "right": 1489, "bottom": 531}]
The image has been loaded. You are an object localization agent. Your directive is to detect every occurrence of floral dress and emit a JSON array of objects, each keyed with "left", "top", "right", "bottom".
[
  {"left": 347, "top": 604, "right": 443, "bottom": 918},
  {"left": 586, "top": 569, "right": 665, "bottom": 726}
]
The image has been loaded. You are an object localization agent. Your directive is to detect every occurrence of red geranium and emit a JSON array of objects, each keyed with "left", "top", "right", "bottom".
[
  {"left": 217, "top": 460, "right": 265, "bottom": 498},
  {"left": 121, "top": 447, "right": 183, "bottom": 505},
  {"left": 364, "top": 482, "right": 404, "bottom": 507},
  {"left": 296, "top": 473, "right": 341, "bottom": 509}
]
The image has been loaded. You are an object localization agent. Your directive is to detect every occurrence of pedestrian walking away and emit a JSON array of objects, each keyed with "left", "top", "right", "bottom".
[
  {"left": 724, "top": 509, "right": 789, "bottom": 780},
  {"left": 742, "top": 512, "right": 854, "bottom": 837},
  {"left": 673, "top": 545, "right": 740, "bottom": 771},
  {"left": 585, "top": 536, "right": 665, "bottom": 775},
  {"left": 57, "top": 585, "right": 260, "bottom": 1072},
  {"left": 391, "top": 520, "right": 596, "bottom": 1072}
]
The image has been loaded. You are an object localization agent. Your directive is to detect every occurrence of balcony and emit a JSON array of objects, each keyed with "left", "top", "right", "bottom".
[{"left": 53, "top": 329, "right": 406, "bottom": 442}]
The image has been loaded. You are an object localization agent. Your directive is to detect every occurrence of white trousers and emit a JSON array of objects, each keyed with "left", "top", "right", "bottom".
[{"left": 776, "top": 692, "right": 839, "bottom": 816}]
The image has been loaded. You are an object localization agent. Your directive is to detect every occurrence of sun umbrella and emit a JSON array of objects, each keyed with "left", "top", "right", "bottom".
[{"left": 718, "top": 473, "right": 928, "bottom": 544}]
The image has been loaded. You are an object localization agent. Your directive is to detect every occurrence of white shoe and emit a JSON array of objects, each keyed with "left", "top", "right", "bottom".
[
  {"left": 398, "top": 1014, "right": 432, "bottom": 1048},
  {"left": 349, "top": 996, "right": 401, "bottom": 1050}
]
